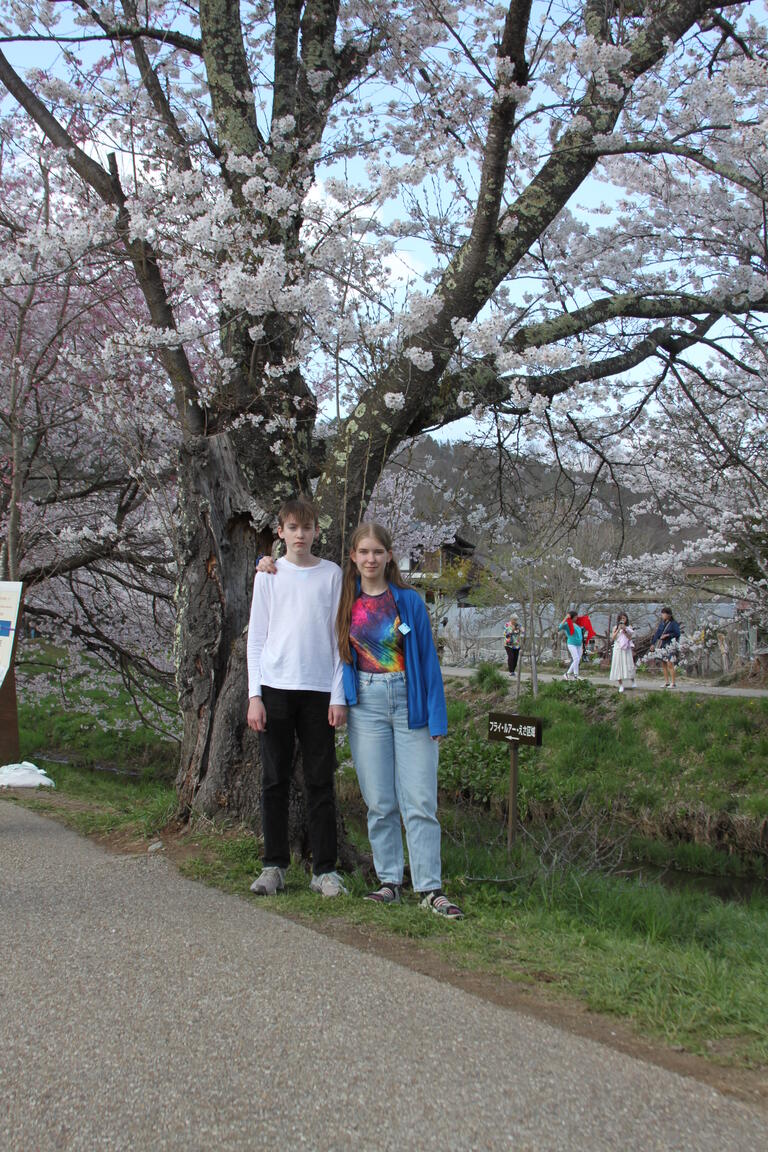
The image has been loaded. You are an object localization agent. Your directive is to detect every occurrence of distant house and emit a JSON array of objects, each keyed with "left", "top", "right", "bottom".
[{"left": 401, "top": 535, "right": 477, "bottom": 606}]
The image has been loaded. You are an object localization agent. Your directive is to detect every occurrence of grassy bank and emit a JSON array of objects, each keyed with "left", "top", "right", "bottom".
[
  {"left": 440, "top": 679, "right": 768, "bottom": 862},
  {"left": 17, "top": 664, "right": 178, "bottom": 777},
  {"left": 7, "top": 677, "right": 768, "bottom": 1072}
]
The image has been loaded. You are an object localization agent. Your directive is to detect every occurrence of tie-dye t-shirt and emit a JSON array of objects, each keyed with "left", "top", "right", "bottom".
[{"left": 350, "top": 588, "right": 405, "bottom": 673}]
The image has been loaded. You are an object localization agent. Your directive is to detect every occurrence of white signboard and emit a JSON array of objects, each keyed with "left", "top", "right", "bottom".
[{"left": 0, "top": 582, "right": 23, "bottom": 690}]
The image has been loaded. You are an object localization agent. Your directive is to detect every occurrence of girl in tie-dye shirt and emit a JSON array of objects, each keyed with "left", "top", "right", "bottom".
[
  {"left": 336, "top": 522, "right": 463, "bottom": 920},
  {"left": 349, "top": 587, "right": 405, "bottom": 673}
]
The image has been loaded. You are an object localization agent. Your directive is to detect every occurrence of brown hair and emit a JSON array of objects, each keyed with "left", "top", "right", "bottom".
[
  {"left": 277, "top": 496, "right": 318, "bottom": 528},
  {"left": 617, "top": 612, "right": 629, "bottom": 625},
  {"left": 337, "top": 522, "right": 406, "bottom": 663}
]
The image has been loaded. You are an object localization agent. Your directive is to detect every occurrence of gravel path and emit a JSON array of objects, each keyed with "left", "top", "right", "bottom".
[{"left": 1, "top": 802, "right": 764, "bottom": 1151}]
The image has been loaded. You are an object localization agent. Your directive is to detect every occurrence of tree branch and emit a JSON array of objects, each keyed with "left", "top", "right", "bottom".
[
  {"left": 0, "top": 27, "right": 202, "bottom": 53},
  {"left": 199, "top": 0, "right": 264, "bottom": 155},
  {"left": 120, "top": 0, "right": 193, "bottom": 170},
  {"left": 507, "top": 290, "right": 768, "bottom": 352},
  {"left": 596, "top": 139, "right": 768, "bottom": 203},
  {"left": 501, "top": 315, "right": 720, "bottom": 402}
]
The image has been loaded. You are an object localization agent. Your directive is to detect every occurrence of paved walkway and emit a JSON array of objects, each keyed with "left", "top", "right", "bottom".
[
  {"left": 1, "top": 803, "right": 765, "bottom": 1151},
  {"left": 441, "top": 666, "right": 768, "bottom": 699}
]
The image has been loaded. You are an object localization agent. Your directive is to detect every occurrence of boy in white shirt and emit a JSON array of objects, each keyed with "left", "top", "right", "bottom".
[{"left": 246, "top": 497, "right": 348, "bottom": 897}]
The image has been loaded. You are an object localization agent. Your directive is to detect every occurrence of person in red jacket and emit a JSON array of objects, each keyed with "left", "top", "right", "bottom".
[
  {"left": 575, "top": 612, "right": 596, "bottom": 664},
  {"left": 575, "top": 613, "right": 595, "bottom": 643}
]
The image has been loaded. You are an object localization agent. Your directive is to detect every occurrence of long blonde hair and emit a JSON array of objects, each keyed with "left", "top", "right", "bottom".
[{"left": 337, "top": 522, "right": 406, "bottom": 663}]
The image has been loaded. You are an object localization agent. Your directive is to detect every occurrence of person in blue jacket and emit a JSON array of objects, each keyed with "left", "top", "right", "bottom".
[
  {"left": 651, "top": 607, "right": 682, "bottom": 688},
  {"left": 337, "top": 522, "right": 463, "bottom": 919},
  {"left": 558, "top": 610, "right": 584, "bottom": 680}
]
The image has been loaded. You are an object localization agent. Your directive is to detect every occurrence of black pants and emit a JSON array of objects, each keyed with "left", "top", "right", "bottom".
[
  {"left": 505, "top": 646, "right": 519, "bottom": 674},
  {"left": 259, "top": 686, "right": 337, "bottom": 874}
]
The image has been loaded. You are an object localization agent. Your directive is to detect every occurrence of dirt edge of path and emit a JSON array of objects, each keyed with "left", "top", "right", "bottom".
[{"left": 7, "top": 792, "right": 768, "bottom": 1110}]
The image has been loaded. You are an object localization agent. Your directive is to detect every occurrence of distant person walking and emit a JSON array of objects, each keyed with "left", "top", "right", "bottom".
[
  {"left": 609, "top": 612, "right": 635, "bottom": 693},
  {"left": 558, "top": 610, "right": 584, "bottom": 680},
  {"left": 651, "top": 607, "right": 681, "bottom": 688},
  {"left": 503, "top": 617, "right": 523, "bottom": 676},
  {"left": 574, "top": 611, "right": 596, "bottom": 663}
]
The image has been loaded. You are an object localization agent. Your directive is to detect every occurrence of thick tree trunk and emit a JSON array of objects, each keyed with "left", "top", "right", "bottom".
[{"left": 174, "top": 432, "right": 271, "bottom": 817}]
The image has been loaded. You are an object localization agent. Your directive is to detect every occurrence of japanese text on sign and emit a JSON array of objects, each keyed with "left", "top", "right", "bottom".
[
  {"left": 487, "top": 712, "right": 543, "bottom": 747},
  {"left": 490, "top": 720, "right": 537, "bottom": 739}
]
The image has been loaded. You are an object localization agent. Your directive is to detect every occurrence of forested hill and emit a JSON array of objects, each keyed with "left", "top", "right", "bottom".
[{"left": 395, "top": 435, "right": 696, "bottom": 558}]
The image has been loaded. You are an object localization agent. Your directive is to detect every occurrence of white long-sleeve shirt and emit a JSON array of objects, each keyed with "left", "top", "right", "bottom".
[{"left": 246, "top": 556, "right": 345, "bottom": 705}]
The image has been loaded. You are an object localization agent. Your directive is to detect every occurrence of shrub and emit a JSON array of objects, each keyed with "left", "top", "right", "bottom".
[{"left": 470, "top": 661, "right": 507, "bottom": 693}]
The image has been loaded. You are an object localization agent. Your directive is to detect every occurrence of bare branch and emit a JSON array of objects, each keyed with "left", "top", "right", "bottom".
[
  {"left": 0, "top": 28, "right": 202, "bottom": 53},
  {"left": 120, "top": 0, "right": 193, "bottom": 170}
]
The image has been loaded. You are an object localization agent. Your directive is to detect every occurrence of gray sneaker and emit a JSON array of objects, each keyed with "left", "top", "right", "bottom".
[
  {"left": 250, "top": 866, "right": 286, "bottom": 895},
  {"left": 310, "top": 871, "right": 349, "bottom": 897}
]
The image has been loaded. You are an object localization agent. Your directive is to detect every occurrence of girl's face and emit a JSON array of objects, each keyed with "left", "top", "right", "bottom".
[{"left": 351, "top": 536, "right": 392, "bottom": 583}]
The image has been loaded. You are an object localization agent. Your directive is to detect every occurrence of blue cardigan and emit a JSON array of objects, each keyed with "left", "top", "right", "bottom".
[
  {"left": 342, "top": 583, "right": 448, "bottom": 737},
  {"left": 652, "top": 619, "right": 681, "bottom": 647}
]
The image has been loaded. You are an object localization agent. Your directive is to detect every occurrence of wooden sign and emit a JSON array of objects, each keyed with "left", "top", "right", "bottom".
[
  {"left": 488, "top": 712, "right": 542, "bottom": 746},
  {"left": 488, "top": 711, "right": 543, "bottom": 850},
  {"left": 0, "top": 582, "right": 23, "bottom": 764}
]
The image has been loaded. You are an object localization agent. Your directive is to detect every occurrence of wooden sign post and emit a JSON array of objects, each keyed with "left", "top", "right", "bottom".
[
  {"left": 0, "top": 582, "right": 24, "bottom": 765},
  {"left": 488, "top": 712, "right": 543, "bottom": 852}
]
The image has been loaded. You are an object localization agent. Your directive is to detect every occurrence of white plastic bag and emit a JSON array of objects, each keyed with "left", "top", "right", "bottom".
[{"left": 0, "top": 762, "right": 55, "bottom": 788}]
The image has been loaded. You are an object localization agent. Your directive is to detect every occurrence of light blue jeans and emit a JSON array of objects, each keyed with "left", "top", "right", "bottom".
[{"left": 347, "top": 671, "right": 441, "bottom": 893}]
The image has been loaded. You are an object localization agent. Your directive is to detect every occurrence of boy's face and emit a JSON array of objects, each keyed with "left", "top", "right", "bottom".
[{"left": 278, "top": 516, "right": 319, "bottom": 561}]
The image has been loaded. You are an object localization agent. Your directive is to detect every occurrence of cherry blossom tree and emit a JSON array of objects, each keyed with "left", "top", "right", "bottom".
[
  {"left": 0, "top": 125, "right": 178, "bottom": 715},
  {"left": 0, "top": 1, "right": 766, "bottom": 822}
]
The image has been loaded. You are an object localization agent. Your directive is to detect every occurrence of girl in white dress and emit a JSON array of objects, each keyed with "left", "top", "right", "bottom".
[{"left": 610, "top": 612, "right": 635, "bottom": 693}]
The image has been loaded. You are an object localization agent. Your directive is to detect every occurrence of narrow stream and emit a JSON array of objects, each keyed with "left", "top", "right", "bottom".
[
  {"left": 38, "top": 752, "right": 142, "bottom": 778},
  {"left": 621, "top": 865, "right": 767, "bottom": 903}
]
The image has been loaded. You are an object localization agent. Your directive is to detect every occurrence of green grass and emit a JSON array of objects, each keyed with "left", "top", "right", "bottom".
[
  {"left": 469, "top": 661, "right": 508, "bottom": 693},
  {"left": 18, "top": 674, "right": 178, "bottom": 775},
  {"left": 627, "top": 835, "right": 768, "bottom": 882},
  {"left": 440, "top": 680, "right": 768, "bottom": 827},
  {"left": 19, "top": 702, "right": 176, "bottom": 775},
  {"left": 13, "top": 756, "right": 178, "bottom": 839}
]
